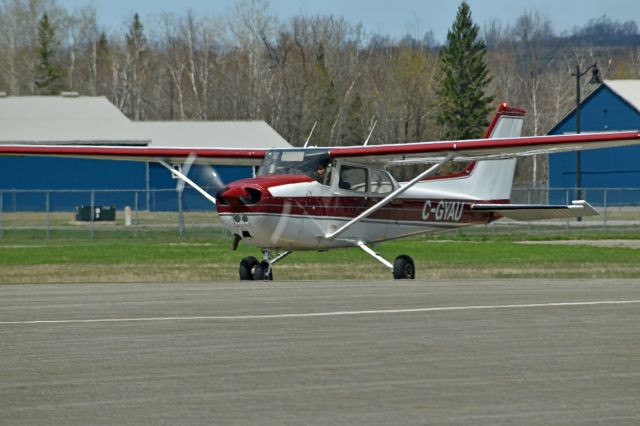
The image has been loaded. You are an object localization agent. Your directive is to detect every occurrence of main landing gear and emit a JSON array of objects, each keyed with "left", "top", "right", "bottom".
[
  {"left": 392, "top": 255, "right": 415, "bottom": 280},
  {"left": 239, "top": 244, "right": 414, "bottom": 281},
  {"left": 357, "top": 241, "right": 415, "bottom": 280},
  {"left": 239, "top": 249, "right": 291, "bottom": 281}
]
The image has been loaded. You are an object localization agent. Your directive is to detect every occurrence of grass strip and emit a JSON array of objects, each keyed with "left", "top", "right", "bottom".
[{"left": 1, "top": 233, "right": 639, "bottom": 283}]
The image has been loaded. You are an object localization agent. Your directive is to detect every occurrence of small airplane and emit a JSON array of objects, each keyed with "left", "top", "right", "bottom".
[{"left": 1, "top": 103, "right": 639, "bottom": 280}]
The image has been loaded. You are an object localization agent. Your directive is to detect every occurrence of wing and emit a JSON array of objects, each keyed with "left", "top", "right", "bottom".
[
  {"left": 327, "top": 131, "right": 640, "bottom": 163},
  {"left": 0, "top": 145, "right": 266, "bottom": 166},
  {"left": 4, "top": 130, "right": 638, "bottom": 166},
  {"left": 2, "top": 102, "right": 639, "bottom": 165}
]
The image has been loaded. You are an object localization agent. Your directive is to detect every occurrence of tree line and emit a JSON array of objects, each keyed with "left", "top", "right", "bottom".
[{"left": 1, "top": 0, "right": 639, "bottom": 185}]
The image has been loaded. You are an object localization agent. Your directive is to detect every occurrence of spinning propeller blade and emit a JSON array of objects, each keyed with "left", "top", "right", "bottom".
[
  {"left": 193, "top": 165, "right": 226, "bottom": 194},
  {"left": 176, "top": 154, "right": 197, "bottom": 193}
]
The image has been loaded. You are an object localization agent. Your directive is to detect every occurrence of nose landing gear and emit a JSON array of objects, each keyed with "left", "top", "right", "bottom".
[
  {"left": 254, "top": 260, "right": 273, "bottom": 281},
  {"left": 239, "top": 256, "right": 258, "bottom": 280},
  {"left": 238, "top": 249, "right": 291, "bottom": 281}
]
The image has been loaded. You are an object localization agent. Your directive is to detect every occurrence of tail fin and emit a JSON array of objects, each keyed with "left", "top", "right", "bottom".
[{"left": 422, "top": 103, "right": 524, "bottom": 200}]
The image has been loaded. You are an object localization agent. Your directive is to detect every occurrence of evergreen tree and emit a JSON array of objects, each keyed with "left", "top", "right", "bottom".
[
  {"left": 312, "top": 42, "right": 338, "bottom": 144},
  {"left": 436, "top": 2, "right": 493, "bottom": 140},
  {"left": 95, "top": 32, "right": 111, "bottom": 93},
  {"left": 34, "top": 14, "right": 63, "bottom": 95},
  {"left": 125, "top": 13, "right": 147, "bottom": 120},
  {"left": 126, "top": 13, "right": 147, "bottom": 55}
]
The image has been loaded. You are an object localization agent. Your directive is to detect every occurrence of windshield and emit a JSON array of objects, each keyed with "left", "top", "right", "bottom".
[{"left": 257, "top": 150, "right": 331, "bottom": 180}]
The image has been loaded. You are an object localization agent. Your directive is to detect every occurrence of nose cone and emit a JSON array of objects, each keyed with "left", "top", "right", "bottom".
[{"left": 218, "top": 186, "right": 263, "bottom": 207}]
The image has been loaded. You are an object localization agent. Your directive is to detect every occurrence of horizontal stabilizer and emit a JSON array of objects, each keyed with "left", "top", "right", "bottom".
[{"left": 471, "top": 200, "right": 598, "bottom": 221}]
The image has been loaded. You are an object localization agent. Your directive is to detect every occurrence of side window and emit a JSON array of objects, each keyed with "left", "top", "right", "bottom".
[
  {"left": 370, "top": 169, "right": 394, "bottom": 194},
  {"left": 339, "top": 165, "right": 368, "bottom": 193},
  {"left": 322, "top": 163, "right": 334, "bottom": 186}
]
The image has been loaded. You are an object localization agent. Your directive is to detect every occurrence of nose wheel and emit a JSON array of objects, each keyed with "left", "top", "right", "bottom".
[
  {"left": 254, "top": 261, "right": 273, "bottom": 280},
  {"left": 238, "top": 249, "right": 291, "bottom": 281},
  {"left": 239, "top": 256, "right": 258, "bottom": 280}
]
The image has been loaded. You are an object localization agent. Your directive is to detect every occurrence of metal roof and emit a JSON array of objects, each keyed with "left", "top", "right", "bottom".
[
  {"left": 547, "top": 79, "right": 640, "bottom": 135},
  {"left": 603, "top": 80, "right": 640, "bottom": 112},
  {"left": 134, "top": 121, "right": 291, "bottom": 149},
  {"left": 0, "top": 95, "right": 291, "bottom": 149},
  {"left": 0, "top": 96, "right": 149, "bottom": 145}
]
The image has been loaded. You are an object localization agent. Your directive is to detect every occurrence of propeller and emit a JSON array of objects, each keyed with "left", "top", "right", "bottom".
[
  {"left": 269, "top": 202, "right": 292, "bottom": 245},
  {"left": 192, "top": 165, "right": 226, "bottom": 195},
  {"left": 268, "top": 198, "right": 329, "bottom": 247},
  {"left": 175, "top": 154, "right": 197, "bottom": 194},
  {"left": 175, "top": 154, "right": 227, "bottom": 198}
]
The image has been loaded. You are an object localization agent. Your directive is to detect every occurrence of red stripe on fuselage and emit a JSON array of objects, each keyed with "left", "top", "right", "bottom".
[{"left": 217, "top": 197, "right": 506, "bottom": 224}]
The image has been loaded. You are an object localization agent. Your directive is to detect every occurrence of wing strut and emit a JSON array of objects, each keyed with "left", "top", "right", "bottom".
[
  {"left": 357, "top": 241, "right": 393, "bottom": 269},
  {"left": 158, "top": 159, "right": 217, "bottom": 205},
  {"left": 324, "top": 152, "right": 456, "bottom": 240}
]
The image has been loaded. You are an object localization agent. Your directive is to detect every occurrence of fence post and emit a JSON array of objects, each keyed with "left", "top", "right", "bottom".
[
  {"left": 146, "top": 162, "right": 151, "bottom": 212},
  {"left": 638, "top": 189, "right": 640, "bottom": 226},
  {"left": 603, "top": 189, "right": 608, "bottom": 231},
  {"left": 527, "top": 188, "right": 532, "bottom": 234},
  {"left": 134, "top": 191, "right": 139, "bottom": 238},
  {"left": 565, "top": 189, "right": 570, "bottom": 232},
  {"left": 45, "top": 191, "right": 50, "bottom": 240},
  {"left": 177, "top": 190, "right": 184, "bottom": 237},
  {"left": 90, "top": 190, "right": 95, "bottom": 240},
  {"left": 0, "top": 192, "right": 3, "bottom": 240}
]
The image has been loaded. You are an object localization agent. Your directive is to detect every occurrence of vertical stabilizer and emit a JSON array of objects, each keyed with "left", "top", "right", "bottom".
[
  {"left": 419, "top": 103, "right": 524, "bottom": 200},
  {"left": 463, "top": 104, "right": 524, "bottom": 200}
]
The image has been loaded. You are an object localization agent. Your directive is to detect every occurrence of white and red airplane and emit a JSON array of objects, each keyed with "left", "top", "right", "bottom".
[{"left": 1, "top": 103, "right": 639, "bottom": 280}]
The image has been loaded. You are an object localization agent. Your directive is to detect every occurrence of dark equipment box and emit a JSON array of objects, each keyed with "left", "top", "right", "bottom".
[{"left": 75, "top": 205, "right": 116, "bottom": 221}]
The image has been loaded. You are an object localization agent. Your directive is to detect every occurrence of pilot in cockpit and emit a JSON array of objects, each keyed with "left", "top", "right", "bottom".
[{"left": 312, "top": 160, "right": 332, "bottom": 185}]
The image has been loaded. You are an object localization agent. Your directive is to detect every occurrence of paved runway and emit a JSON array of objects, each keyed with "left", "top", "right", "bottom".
[{"left": 1, "top": 279, "right": 639, "bottom": 425}]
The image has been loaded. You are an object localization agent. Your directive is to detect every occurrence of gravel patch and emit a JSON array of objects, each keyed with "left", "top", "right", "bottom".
[{"left": 517, "top": 239, "right": 640, "bottom": 249}]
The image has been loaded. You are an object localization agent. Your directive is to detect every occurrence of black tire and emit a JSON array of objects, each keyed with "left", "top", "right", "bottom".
[
  {"left": 253, "top": 261, "right": 273, "bottom": 281},
  {"left": 239, "top": 256, "right": 258, "bottom": 280},
  {"left": 393, "top": 255, "right": 415, "bottom": 279}
]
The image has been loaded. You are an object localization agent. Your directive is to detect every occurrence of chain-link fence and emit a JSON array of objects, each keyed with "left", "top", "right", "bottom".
[
  {"left": 0, "top": 188, "right": 225, "bottom": 240},
  {"left": 0, "top": 187, "right": 639, "bottom": 240},
  {"left": 490, "top": 187, "right": 640, "bottom": 234}
]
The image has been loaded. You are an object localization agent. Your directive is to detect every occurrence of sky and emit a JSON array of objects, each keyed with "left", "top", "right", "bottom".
[{"left": 57, "top": 0, "right": 640, "bottom": 43}]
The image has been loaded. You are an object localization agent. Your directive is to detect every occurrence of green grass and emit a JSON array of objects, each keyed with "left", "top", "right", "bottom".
[{"left": 1, "top": 230, "right": 639, "bottom": 283}]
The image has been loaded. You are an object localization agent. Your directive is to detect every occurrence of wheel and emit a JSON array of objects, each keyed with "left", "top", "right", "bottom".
[
  {"left": 253, "top": 261, "right": 273, "bottom": 281},
  {"left": 239, "top": 256, "right": 258, "bottom": 280},
  {"left": 393, "top": 255, "right": 415, "bottom": 279}
]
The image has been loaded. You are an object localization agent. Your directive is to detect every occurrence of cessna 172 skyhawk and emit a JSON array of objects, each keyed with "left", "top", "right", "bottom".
[{"left": 1, "top": 103, "right": 640, "bottom": 280}]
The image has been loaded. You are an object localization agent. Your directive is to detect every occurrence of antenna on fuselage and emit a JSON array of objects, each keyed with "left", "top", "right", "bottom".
[
  {"left": 363, "top": 119, "right": 377, "bottom": 146},
  {"left": 303, "top": 121, "right": 318, "bottom": 148}
]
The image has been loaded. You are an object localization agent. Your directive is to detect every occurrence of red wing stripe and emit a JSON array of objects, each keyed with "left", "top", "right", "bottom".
[
  {"left": 0, "top": 145, "right": 267, "bottom": 159},
  {"left": 329, "top": 131, "right": 640, "bottom": 158}
]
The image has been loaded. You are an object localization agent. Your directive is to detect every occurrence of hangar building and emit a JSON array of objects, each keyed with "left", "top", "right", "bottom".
[
  {"left": 547, "top": 80, "right": 640, "bottom": 204},
  {"left": 0, "top": 95, "right": 291, "bottom": 211}
]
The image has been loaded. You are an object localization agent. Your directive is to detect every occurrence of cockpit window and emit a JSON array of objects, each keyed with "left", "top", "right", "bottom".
[
  {"left": 257, "top": 150, "right": 331, "bottom": 183},
  {"left": 370, "top": 169, "right": 394, "bottom": 194},
  {"left": 339, "top": 165, "right": 368, "bottom": 193}
]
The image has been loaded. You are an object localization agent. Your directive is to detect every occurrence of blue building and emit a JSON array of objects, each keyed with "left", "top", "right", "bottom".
[
  {"left": 547, "top": 80, "right": 640, "bottom": 205},
  {"left": 0, "top": 95, "right": 290, "bottom": 211}
]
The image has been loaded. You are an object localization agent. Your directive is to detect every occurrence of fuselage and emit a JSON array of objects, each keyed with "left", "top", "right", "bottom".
[{"left": 216, "top": 172, "right": 504, "bottom": 250}]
